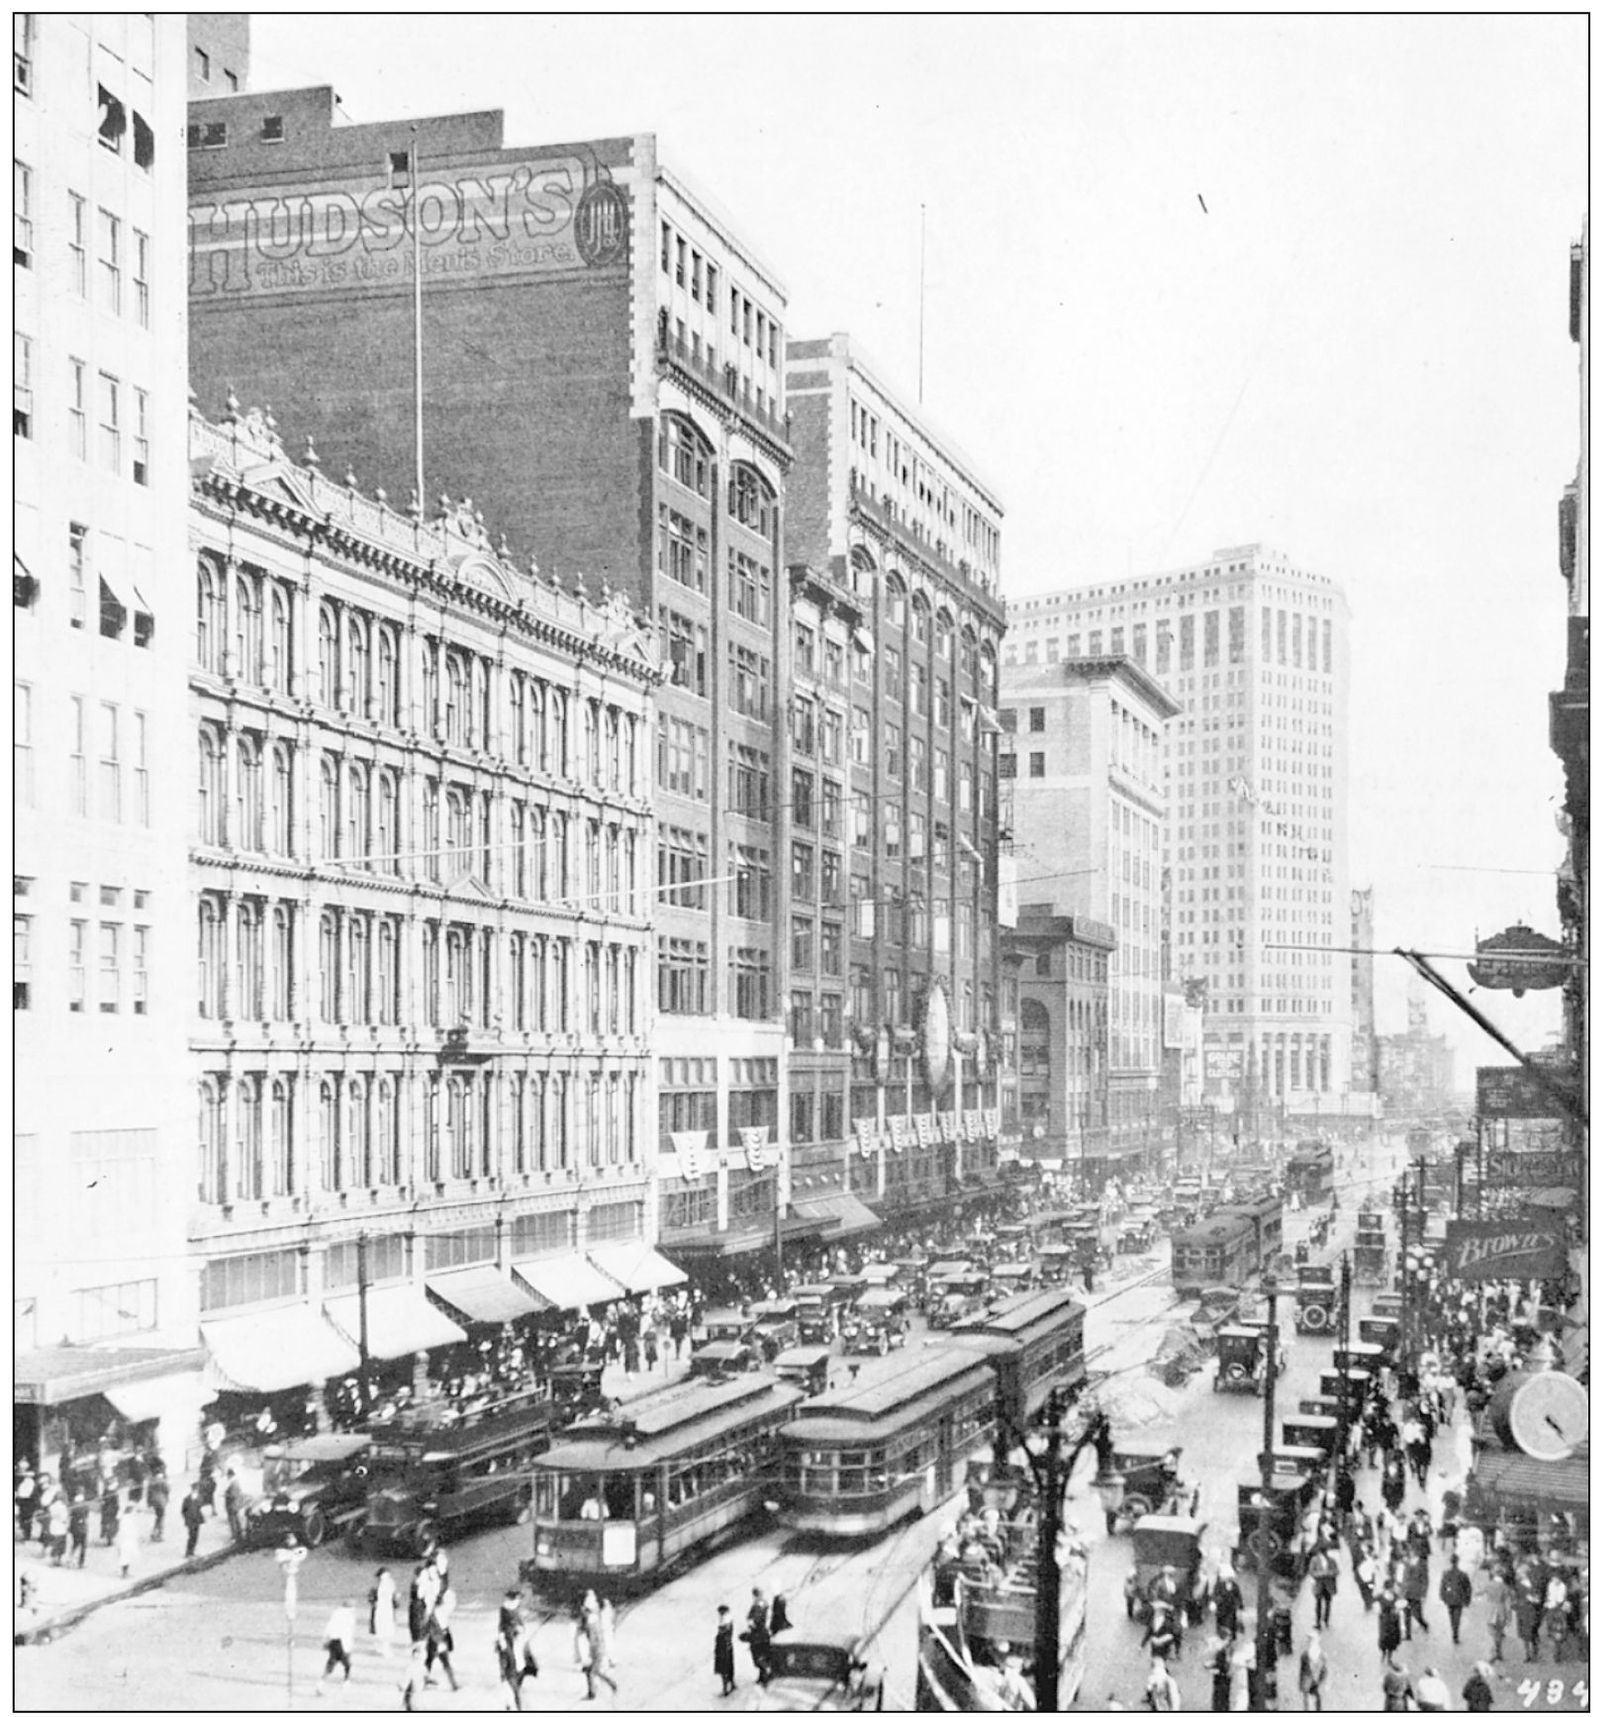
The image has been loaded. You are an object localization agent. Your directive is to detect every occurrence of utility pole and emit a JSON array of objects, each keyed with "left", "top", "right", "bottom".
[
  {"left": 1396, "top": 1173, "right": 1412, "bottom": 1390},
  {"left": 1253, "top": 1275, "right": 1280, "bottom": 1712},
  {"left": 1331, "top": 1250, "right": 1352, "bottom": 1509},
  {"left": 357, "top": 1228, "right": 372, "bottom": 1410}
]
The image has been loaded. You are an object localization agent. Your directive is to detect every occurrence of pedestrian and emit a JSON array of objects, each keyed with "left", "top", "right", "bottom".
[
  {"left": 1205, "top": 1629, "right": 1234, "bottom": 1712},
  {"left": 370, "top": 1566, "right": 398, "bottom": 1658},
  {"left": 575, "top": 1589, "right": 617, "bottom": 1700},
  {"left": 1461, "top": 1662, "right": 1496, "bottom": 1711},
  {"left": 425, "top": 1586, "right": 459, "bottom": 1692},
  {"left": 1439, "top": 1555, "right": 1473, "bottom": 1646},
  {"left": 99, "top": 1482, "right": 120, "bottom": 1546},
  {"left": 223, "top": 1467, "right": 245, "bottom": 1542},
  {"left": 68, "top": 1490, "right": 90, "bottom": 1568},
  {"left": 318, "top": 1597, "right": 356, "bottom": 1688},
  {"left": 14, "top": 1463, "right": 38, "bottom": 1544},
  {"left": 1354, "top": 1544, "right": 1380, "bottom": 1611},
  {"left": 181, "top": 1484, "right": 205, "bottom": 1558},
  {"left": 744, "top": 1585, "right": 772, "bottom": 1683},
  {"left": 115, "top": 1504, "right": 142, "bottom": 1579},
  {"left": 1514, "top": 1576, "right": 1542, "bottom": 1663},
  {"left": 1378, "top": 1587, "right": 1406, "bottom": 1663},
  {"left": 769, "top": 1587, "right": 790, "bottom": 1636},
  {"left": 1212, "top": 1564, "right": 1244, "bottom": 1638},
  {"left": 400, "top": 1641, "right": 428, "bottom": 1711},
  {"left": 1308, "top": 1542, "right": 1338, "bottom": 1628},
  {"left": 1484, "top": 1572, "right": 1511, "bottom": 1663},
  {"left": 1145, "top": 1656, "right": 1182, "bottom": 1712},
  {"left": 1413, "top": 1664, "right": 1451, "bottom": 1711},
  {"left": 147, "top": 1469, "right": 170, "bottom": 1543},
  {"left": 1541, "top": 1564, "right": 1571, "bottom": 1663},
  {"left": 1383, "top": 1655, "right": 1414, "bottom": 1711},
  {"left": 714, "top": 1603, "right": 738, "bottom": 1697},
  {"left": 1298, "top": 1629, "right": 1329, "bottom": 1713},
  {"left": 1405, "top": 1554, "right": 1432, "bottom": 1637},
  {"left": 45, "top": 1490, "right": 69, "bottom": 1565},
  {"left": 1383, "top": 1455, "right": 1408, "bottom": 1515},
  {"left": 642, "top": 1323, "right": 660, "bottom": 1372},
  {"left": 198, "top": 1448, "right": 218, "bottom": 1517}
]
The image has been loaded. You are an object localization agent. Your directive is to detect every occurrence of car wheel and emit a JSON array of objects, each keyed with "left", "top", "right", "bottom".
[{"left": 300, "top": 1504, "right": 327, "bottom": 1548}]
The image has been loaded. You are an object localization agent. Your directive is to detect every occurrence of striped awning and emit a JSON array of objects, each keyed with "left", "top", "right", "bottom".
[
  {"left": 513, "top": 1253, "right": 625, "bottom": 1311},
  {"left": 204, "top": 1307, "right": 359, "bottom": 1394},
  {"left": 323, "top": 1284, "right": 464, "bottom": 1361},
  {"left": 426, "top": 1265, "right": 544, "bottom": 1326},
  {"left": 586, "top": 1243, "right": 688, "bottom": 1296}
]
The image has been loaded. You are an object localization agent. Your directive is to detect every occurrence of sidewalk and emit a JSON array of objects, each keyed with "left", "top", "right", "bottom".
[{"left": 13, "top": 1501, "right": 245, "bottom": 1647}]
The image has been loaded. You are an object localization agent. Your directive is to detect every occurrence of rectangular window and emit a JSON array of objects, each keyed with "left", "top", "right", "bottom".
[
  {"left": 132, "top": 923, "right": 148, "bottom": 1014},
  {"left": 658, "top": 606, "right": 708, "bottom": 694},
  {"left": 68, "top": 359, "right": 87, "bottom": 458},
  {"left": 1132, "top": 623, "right": 1147, "bottom": 664},
  {"left": 133, "top": 228, "right": 150, "bottom": 327},
  {"left": 14, "top": 158, "right": 32, "bottom": 266},
  {"left": 1307, "top": 615, "right": 1318, "bottom": 671},
  {"left": 68, "top": 918, "right": 86, "bottom": 1010},
  {"left": 1322, "top": 618, "right": 1333, "bottom": 674},
  {"left": 68, "top": 522, "right": 88, "bottom": 627},
  {"left": 69, "top": 695, "right": 86, "bottom": 812},
  {"left": 1179, "top": 616, "right": 1195, "bottom": 670},
  {"left": 98, "top": 372, "right": 120, "bottom": 471},
  {"left": 98, "top": 921, "right": 120, "bottom": 1011},
  {"left": 1229, "top": 606, "right": 1246, "bottom": 664},
  {"left": 260, "top": 114, "right": 284, "bottom": 143},
  {"left": 14, "top": 13, "right": 33, "bottom": 93},
  {"left": 133, "top": 388, "right": 149, "bottom": 484},
  {"left": 1029, "top": 752, "right": 1047, "bottom": 779},
  {"left": 12, "top": 682, "right": 32, "bottom": 806},
  {"left": 97, "top": 208, "right": 120, "bottom": 313},
  {"left": 98, "top": 701, "right": 120, "bottom": 819},
  {"left": 1292, "top": 612, "right": 1303, "bottom": 668},
  {"left": 1204, "top": 609, "right": 1220, "bottom": 666},
  {"left": 13, "top": 331, "right": 32, "bottom": 438},
  {"left": 66, "top": 191, "right": 88, "bottom": 296},
  {"left": 134, "top": 710, "right": 149, "bottom": 826}
]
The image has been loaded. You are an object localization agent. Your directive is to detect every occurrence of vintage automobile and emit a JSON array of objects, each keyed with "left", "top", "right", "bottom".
[
  {"left": 749, "top": 1299, "right": 804, "bottom": 1358},
  {"left": 1353, "top": 1236, "right": 1387, "bottom": 1286},
  {"left": 1235, "top": 1472, "right": 1315, "bottom": 1585},
  {"left": 1269, "top": 1443, "right": 1328, "bottom": 1483},
  {"left": 747, "top": 1630, "right": 884, "bottom": 1712},
  {"left": 842, "top": 1289, "right": 909, "bottom": 1357},
  {"left": 988, "top": 1261, "right": 1034, "bottom": 1297},
  {"left": 689, "top": 1339, "right": 760, "bottom": 1381},
  {"left": 1281, "top": 1412, "right": 1341, "bottom": 1457},
  {"left": 772, "top": 1345, "right": 833, "bottom": 1398},
  {"left": 1100, "top": 1445, "right": 1189, "bottom": 1533},
  {"left": 246, "top": 1432, "right": 376, "bottom": 1548},
  {"left": 1212, "top": 1325, "right": 1288, "bottom": 1395},
  {"left": 1034, "top": 1242, "right": 1074, "bottom": 1284},
  {"left": 1359, "top": 1315, "right": 1402, "bottom": 1360},
  {"left": 1190, "top": 1285, "right": 1248, "bottom": 1334},
  {"left": 791, "top": 1284, "right": 842, "bottom": 1347},
  {"left": 1123, "top": 1515, "right": 1206, "bottom": 1623},
  {"left": 926, "top": 1279, "right": 989, "bottom": 1330}
]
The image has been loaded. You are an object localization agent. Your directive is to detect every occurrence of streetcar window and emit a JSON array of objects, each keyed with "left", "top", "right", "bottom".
[
  {"left": 604, "top": 1476, "right": 636, "bottom": 1521},
  {"left": 533, "top": 1473, "right": 558, "bottom": 1519}
]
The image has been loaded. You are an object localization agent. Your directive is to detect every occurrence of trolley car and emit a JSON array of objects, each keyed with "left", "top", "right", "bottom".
[
  {"left": 1284, "top": 1144, "right": 1336, "bottom": 1205},
  {"left": 520, "top": 1372, "right": 801, "bottom": 1590},
  {"left": 776, "top": 1346, "right": 1001, "bottom": 1538},
  {"left": 1170, "top": 1196, "right": 1286, "bottom": 1299},
  {"left": 954, "top": 1289, "right": 1089, "bottom": 1422}
]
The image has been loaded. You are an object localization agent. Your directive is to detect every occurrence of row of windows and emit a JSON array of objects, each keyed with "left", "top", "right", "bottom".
[
  {"left": 11, "top": 172, "right": 151, "bottom": 321},
  {"left": 12, "top": 688, "right": 152, "bottom": 824},
  {"left": 197, "top": 1065, "right": 638, "bottom": 1206},
  {"left": 13, "top": 909, "right": 149, "bottom": 1015},
  {"left": 654, "top": 937, "right": 776, "bottom": 1021},
  {"left": 658, "top": 230, "right": 781, "bottom": 368},
  {"left": 13, "top": 348, "right": 151, "bottom": 485}
]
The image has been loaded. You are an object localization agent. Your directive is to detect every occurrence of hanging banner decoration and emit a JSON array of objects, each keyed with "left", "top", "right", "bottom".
[
  {"left": 888, "top": 1114, "right": 915, "bottom": 1151},
  {"left": 915, "top": 1112, "right": 941, "bottom": 1148},
  {"left": 852, "top": 1117, "right": 879, "bottom": 1158},
  {"left": 940, "top": 1112, "right": 963, "bottom": 1142},
  {"left": 980, "top": 1107, "right": 1001, "bottom": 1139},
  {"left": 738, "top": 1127, "right": 770, "bottom": 1173},
  {"left": 923, "top": 983, "right": 954, "bottom": 1099},
  {"left": 965, "top": 1111, "right": 985, "bottom": 1141},
  {"left": 1444, "top": 1216, "right": 1568, "bottom": 1283},
  {"left": 670, "top": 1130, "right": 708, "bottom": 1183},
  {"left": 1476, "top": 1065, "right": 1577, "bottom": 1121},
  {"left": 1484, "top": 1151, "right": 1580, "bottom": 1189}
]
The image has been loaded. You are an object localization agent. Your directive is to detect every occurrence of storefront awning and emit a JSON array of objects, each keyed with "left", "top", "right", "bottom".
[
  {"left": 659, "top": 1227, "right": 772, "bottom": 1258},
  {"left": 426, "top": 1265, "right": 543, "bottom": 1326},
  {"left": 1471, "top": 1445, "right": 1590, "bottom": 1516},
  {"left": 587, "top": 1243, "right": 688, "bottom": 1295},
  {"left": 103, "top": 1370, "right": 216, "bottom": 1425},
  {"left": 512, "top": 1253, "right": 625, "bottom": 1311},
  {"left": 788, "top": 1192, "right": 882, "bottom": 1238},
  {"left": 14, "top": 1345, "right": 204, "bottom": 1408},
  {"left": 204, "top": 1307, "right": 359, "bottom": 1394},
  {"left": 323, "top": 1284, "right": 464, "bottom": 1362}
]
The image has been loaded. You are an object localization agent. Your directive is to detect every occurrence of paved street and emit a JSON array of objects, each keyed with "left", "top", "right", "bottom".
[{"left": 21, "top": 1138, "right": 1580, "bottom": 1713}]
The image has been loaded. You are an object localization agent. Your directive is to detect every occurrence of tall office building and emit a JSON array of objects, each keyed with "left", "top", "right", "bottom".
[
  {"left": 999, "top": 655, "right": 1179, "bottom": 1170},
  {"left": 185, "top": 93, "right": 798, "bottom": 1267},
  {"left": 13, "top": 13, "right": 201, "bottom": 1471},
  {"left": 1005, "top": 545, "right": 1351, "bottom": 1128},
  {"left": 781, "top": 334, "right": 1006, "bottom": 1220}
]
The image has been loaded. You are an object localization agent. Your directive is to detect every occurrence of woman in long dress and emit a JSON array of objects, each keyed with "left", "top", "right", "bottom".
[{"left": 371, "top": 1567, "right": 398, "bottom": 1658}]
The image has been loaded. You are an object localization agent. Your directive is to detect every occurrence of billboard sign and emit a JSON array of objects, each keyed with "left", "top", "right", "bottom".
[
  {"left": 1484, "top": 1151, "right": 1580, "bottom": 1189},
  {"left": 1163, "top": 994, "right": 1185, "bottom": 1052},
  {"left": 1476, "top": 1066, "right": 1572, "bottom": 1121},
  {"left": 191, "top": 152, "right": 632, "bottom": 299},
  {"left": 1444, "top": 1217, "right": 1567, "bottom": 1283}
]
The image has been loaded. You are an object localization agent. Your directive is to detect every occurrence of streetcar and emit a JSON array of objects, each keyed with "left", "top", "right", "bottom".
[
  {"left": 954, "top": 1288, "right": 1089, "bottom": 1422},
  {"left": 1284, "top": 1144, "right": 1336, "bottom": 1205},
  {"left": 1169, "top": 1196, "right": 1285, "bottom": 1299},
  {"left": 775, "top": 1346, "right": 1001, "bottom": 1537},
  {"left": 520, "top": 1371, "right": 801, "bottom": 1590}
]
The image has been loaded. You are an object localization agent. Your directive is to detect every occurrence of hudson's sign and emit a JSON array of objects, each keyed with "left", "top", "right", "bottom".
[
  {"left": 190, "top": 159, "right": 629, "bottom": 297},
  {"left": 1443, "top": 1217, "right": 1566, "bottom": 1283}
]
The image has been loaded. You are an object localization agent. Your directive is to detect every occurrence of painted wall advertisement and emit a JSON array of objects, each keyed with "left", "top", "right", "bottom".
[
  {"left": 191, "top": 155, "right": 630, "bottom": 297},
  {"left": 1475, "top": 1065, "right": 1574, "bottom": 1121},
  {"left": 1443, "top": 1216, "right": 1567, "bottom": 1283},
  {"left": 1484, "top": 1151, "right": 1580, "bottom": 1188}
]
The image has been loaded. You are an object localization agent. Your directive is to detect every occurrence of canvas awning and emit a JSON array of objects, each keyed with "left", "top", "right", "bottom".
[
  {"left": 204, "top": 1307, "right": 359, "bottom": 1394},
  {"left": 787, "top": 1192, "right": 881, "bottom": 1237},
  {"left": 1470, "top": 1445, "right": 1590, "bottom": 1516},
  {"left": 512, "top": 1254, "right": 625, "bottom": 1311},
  {"left": 14, "top": 1345, "right": 203, "bottom": 1408},
  {"left": 426, "top": 1265, "right": 543, "bottom": 1326},
  {"left": 323, "top": 1284, "right": 464, "bottom": 1362},
  {"left": 102, "top": 1370, "right": 216, "bottom": 1425},
  {"left": 586, "top": 1243, "right": 688, "bottom": 1296}
]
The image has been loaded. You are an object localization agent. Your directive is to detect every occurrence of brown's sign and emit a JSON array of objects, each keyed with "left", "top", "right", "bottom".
[{"left": 1444, "top": 1217, "right": 1566, "bottom": 1282}]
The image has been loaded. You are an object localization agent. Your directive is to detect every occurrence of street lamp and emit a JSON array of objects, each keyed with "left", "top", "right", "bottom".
[{"left": 1252, "top": 1274, "right": 1281, "bottom": 1714}]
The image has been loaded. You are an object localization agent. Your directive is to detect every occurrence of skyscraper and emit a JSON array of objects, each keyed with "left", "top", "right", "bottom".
[{"left": 1005, "top": 544, "right": 1351, "bottom": 1129}]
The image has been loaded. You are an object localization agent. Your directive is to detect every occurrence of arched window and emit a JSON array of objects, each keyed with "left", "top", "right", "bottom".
[
  {"left": 884, "top": 573, "right": 907, "bottom": 630},
  {"left": 447, "top": 788, "right": 472, "bottom": 869},
  {"left": 422, "top": 924, "right": 440, "bottom": 1027},
  {"left": 508, "top": 933, "right": 526, "bottom": 1029},
  {"left": 376, "top": 1077, "right": 399, "bottom": 1185},
  {"left": 268, "top": 743, "right": 293, "bottom": 857},
  {"left": 911, "top": 593, "right": 931, "bottom": 648},
  {"left": 421, "top": 639, "right": 439, "bottom": 736},
  {"left": 446, "top": 652, "right": 466, "bottom": 747},
  {"left": 585, "top": 700, "right": 602, "bottom": 787},
  {"left": 319, "top": 1078, "right": 339, "bottom": 1191},
  {"left": 346, "top": 763, "right": 370, "bottom": 865},
  {"left": 659, "top": 414, "right": 711, "bottom": 497},
  {"left": 376, "top": 624, "right": 398, "bottom": 726},
  {"left": 269, "top": 904, "right": 294, "bottom": 1021},
  {"left": 234, "top": 900, "right": 262, "bottom": 1020},
  {"left": 420, "top": 779, "right": 441, "bottom": 883},
  {"left": 508, "top": 673, "right": 525, "bottom": 764},
  {"left": 527, "top": 682, "right": 544, "bottom": 771},
  {"left": 317, "top": 603, "right": 339, "bottom": 708},
  {"left": 475, "top": 659, "right": 492, "bottom": 750},
  {"left": 268, "top": 584, "right": 293, "bottom": 695},
  {"left": 199, "top": 1078, "right": 225, "bottom": 1203},
  {"left": 197, "top": 725, "right": 226, "bottom": 845},
  {"left": 235, "top": 734, "right": 263, "bottom": 851},
  {"left": 528, "top": 934, "right": 546, "bottom": 1031},
  {"left": 346, "top": 1077, "right": 368, "bottom": 1187},
  {"left": 236, "top": 1077, "right": 263, "bottom": 1201},
  {"left": 509, "top": 803, "right": 527, "bottom": 898},
  {"left": 447, "top": 927, "right": 471, "bottom": 1023},
  {"left": 346, "top": 913, "right": 370, "bottom": 1024},
  {"left": 605, "top": 708, "right": 622, "bottom": 792},
  {"left": 531, "top": 807, "right": 548, "bottom": 898},
  {"left": 269, "top": 1077, "right": 294, "bottom": 1197},
  {"left": 377, "top": 769, "right": 398, "bottom": 873},
  {"left": 548, "top": 688, "right": 568, "bottom": 777},
  {"left": 234, "top": 572, "right": 262, "bottom": 683},
  {"left": 728, "top": 464, "right": 775, "bottom": 538},
  {"left": 344, "top": 617, "right": 368, "bottom": 717},
  {"left": 197, "top": 896, "right": 224, "bottom": 1018},
  {"left": 849, "top": 547, "right": 877, "bottom": 600},
  {"left": 319, "top": 908, "right": 340, "bottom": 1022},
  {"left": 935, "top": 607, "right": 955, "bottom": 666},
  {"left": 377, "top": 917, "right": 398, "bottom": 1024},
  {"left": 196, "top": 558, "right": 225, "bottom": 673},
  {"left": 319, "top": 755, "right": 340, "bottom": 859}
]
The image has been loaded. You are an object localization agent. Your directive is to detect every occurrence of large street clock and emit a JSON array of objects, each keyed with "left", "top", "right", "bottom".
[{"left": 1496, "top": 1371, "right": 1588, "bottom": 1461}]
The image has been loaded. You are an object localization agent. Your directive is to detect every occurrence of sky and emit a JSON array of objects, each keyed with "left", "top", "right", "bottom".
[{"left": 248, "top": 12, "right": 1589, "bottom": 1084}]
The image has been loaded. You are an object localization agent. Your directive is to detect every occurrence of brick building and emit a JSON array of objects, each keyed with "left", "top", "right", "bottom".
[{"left": 184, "top": 91, "right": 803, "bottom": 1267}]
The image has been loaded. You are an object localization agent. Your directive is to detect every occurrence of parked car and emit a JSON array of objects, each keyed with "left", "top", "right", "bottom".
[{"left": 246, "top": 1432, "right": 376, "bottom": 1548}]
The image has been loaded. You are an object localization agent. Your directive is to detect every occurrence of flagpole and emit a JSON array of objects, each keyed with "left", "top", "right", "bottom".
[{"left": 410, "top": 126, "right": 425, "bottom": 513}]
